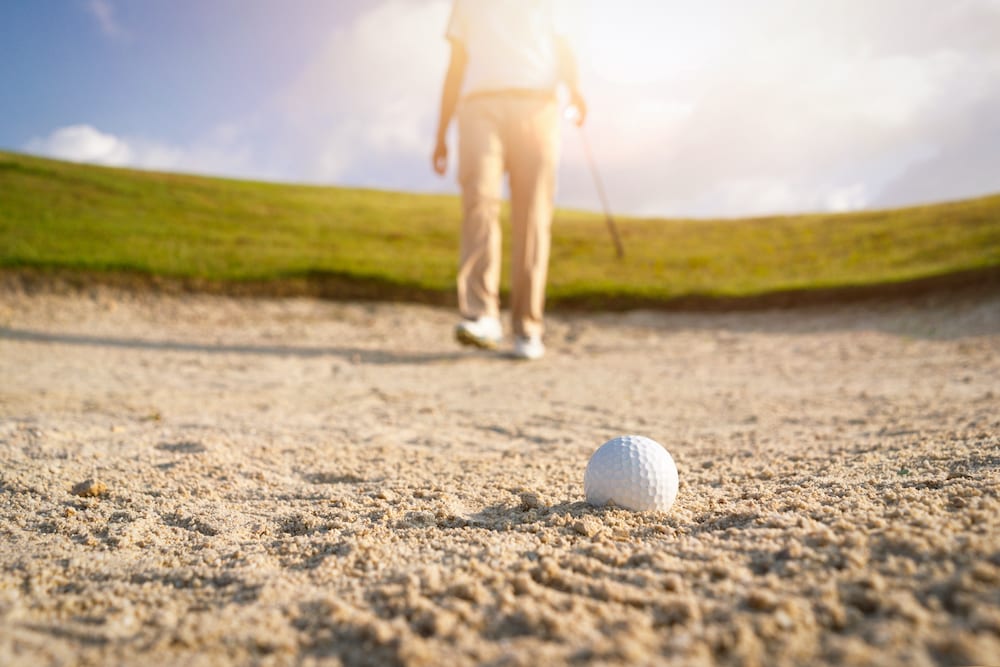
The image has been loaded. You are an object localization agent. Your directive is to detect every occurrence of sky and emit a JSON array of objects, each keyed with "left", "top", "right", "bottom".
[{"left": 2, "top": 0, "right": 999, "bottom": 218}]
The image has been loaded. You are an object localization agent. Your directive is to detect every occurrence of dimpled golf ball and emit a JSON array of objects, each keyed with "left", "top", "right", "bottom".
[{"left": 584, "top": 435, "right": 679, "bottom": 512}]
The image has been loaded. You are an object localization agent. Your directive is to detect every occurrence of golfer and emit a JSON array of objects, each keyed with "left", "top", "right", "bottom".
[{"left": 433, "top": 0, "right": 586, "bottom": 360}]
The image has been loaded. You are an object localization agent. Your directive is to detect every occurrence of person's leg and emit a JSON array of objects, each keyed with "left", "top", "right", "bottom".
[
  {"left": 506, "top": 97, "right": 559, "bottom": 340},
  {"left": 457, "top": 98, "right": 505, "bottom": 324}
]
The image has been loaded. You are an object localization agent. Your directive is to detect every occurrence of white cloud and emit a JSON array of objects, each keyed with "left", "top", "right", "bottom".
[
  {"left": 86, "top": 0, "right": 126, "bottom": 39},
  {"left": 554, "top": 0, "right": 1000, "bottom": 217},
  {"left": 23, "top": 124, "right": 262, "bottom": 180},
  {"left": 25, "top": 125, "right": 132, "bottom": 166},
  {"left": 272, "top": 0, "right": 451, "bottom": 185},
  {"left": 826, "top": 185, "right": 869, "bottom": 214}
]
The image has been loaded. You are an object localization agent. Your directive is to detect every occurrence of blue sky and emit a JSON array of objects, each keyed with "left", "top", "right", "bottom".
[
  {"left": 3, "top": 2, "right": 332, "bottom": 144},
  {"left": 3, "top": 0, "right": 1000, "bottom": 218}
]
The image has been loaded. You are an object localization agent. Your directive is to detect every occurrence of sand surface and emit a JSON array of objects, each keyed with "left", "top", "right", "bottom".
[{"left": 1, "top": 278, "right": 998, "bottom": 666}]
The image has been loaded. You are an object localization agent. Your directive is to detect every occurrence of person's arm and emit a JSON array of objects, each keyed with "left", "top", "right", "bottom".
[
  {"left": 556, "top": 36, "right": 586, "bottom": 127},
  {"left": 433, "top": 40, "right": 468, "bottom": 176}
]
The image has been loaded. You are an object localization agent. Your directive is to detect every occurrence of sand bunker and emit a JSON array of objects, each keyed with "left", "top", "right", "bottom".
[{"left": 1, "top": 278, "right": 998, "bottom": 666}]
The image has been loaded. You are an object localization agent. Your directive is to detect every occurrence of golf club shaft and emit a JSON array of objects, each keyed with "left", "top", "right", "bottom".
[{"left": 577, "top": 126, "right": 625, "bottom": 259}]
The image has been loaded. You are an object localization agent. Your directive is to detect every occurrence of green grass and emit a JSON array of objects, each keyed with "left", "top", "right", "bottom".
[{"left": 2, "top": 150, "right": 998, "bottom": 307}]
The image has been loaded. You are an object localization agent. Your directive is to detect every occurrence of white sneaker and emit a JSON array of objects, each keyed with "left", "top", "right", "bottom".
[
  {"left": 512, "top": 336, "right": 545, "bottom": 360},
  {"left": 455, "top": 316, "right": 503, "bottom": 350}
]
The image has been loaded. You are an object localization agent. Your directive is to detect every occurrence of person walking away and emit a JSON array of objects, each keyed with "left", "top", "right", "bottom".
[{"left": 432, "top": 0, "right": 586, "bottom": 361}]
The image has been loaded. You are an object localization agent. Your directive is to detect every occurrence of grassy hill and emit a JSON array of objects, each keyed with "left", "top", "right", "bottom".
[{"left": 2, "top": 150, "right": 998, "bottom": 308}]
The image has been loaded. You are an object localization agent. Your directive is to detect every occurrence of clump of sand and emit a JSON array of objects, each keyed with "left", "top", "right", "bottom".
[
  {"left": 70, "top": 479, "right": 108, "bottom": 498},
  {"left": 1, "top": 277, "right": 998, "bottom": 666}
]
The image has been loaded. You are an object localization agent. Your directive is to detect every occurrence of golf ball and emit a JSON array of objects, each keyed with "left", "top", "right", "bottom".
[{"left": 584, "top": 435, "right": 679, "bottom": 512}]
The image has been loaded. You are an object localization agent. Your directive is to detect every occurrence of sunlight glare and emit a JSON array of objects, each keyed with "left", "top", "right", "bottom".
[{"left": 582, "top": 1, "right": 726, "bottom": 85}]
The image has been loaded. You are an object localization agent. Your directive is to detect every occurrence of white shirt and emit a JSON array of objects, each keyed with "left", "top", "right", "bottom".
[{"left": 446, "top": 0, "right": 573, "bottom": 97}]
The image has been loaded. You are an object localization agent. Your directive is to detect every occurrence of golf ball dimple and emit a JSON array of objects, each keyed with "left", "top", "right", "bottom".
[{"left": 584, "top": 435, "right": 679, "bottom": 512}]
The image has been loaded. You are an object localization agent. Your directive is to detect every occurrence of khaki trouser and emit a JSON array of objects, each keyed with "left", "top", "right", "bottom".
[{"left": 457, "top": 93, "right": 559, "bottom": 339}]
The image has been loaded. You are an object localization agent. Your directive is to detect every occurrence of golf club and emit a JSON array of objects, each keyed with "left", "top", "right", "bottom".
[{"left": 568, "top": 108, "right": 625, "bottom": 259}]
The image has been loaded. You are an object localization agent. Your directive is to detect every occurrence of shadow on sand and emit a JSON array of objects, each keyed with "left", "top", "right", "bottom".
[{"left": 0, "top": 327, "right": 468, "bottom": 366}]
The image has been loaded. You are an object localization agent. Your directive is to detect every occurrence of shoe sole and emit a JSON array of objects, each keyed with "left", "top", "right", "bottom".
[{"left": 455, "top": 328, "right": 501, "bottom": 350}]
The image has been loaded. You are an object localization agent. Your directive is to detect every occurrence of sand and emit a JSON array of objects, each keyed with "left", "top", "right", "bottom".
[{"left": 1, "top": 276, "right": 998, "bottom": 666}]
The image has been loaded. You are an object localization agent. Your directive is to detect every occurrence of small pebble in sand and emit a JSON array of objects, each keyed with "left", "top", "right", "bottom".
[
  {"left": 573, "top": 517, "right": 600, "bottom": 537},
  {"left": 747, "top": 590, "right": 779, "bottom": 611},
  {"left": 519, "top": 492, "right": 542, "bottom": 511},
  {"left": 71, "top": 479, "right": 108, "bottom": 498}
]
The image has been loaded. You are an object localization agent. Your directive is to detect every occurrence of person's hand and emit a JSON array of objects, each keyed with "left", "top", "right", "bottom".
[
  {"left": 569, "top": 90, "right": 587, "bottom": 127},
  {"left": 433, "top": 138, "right": 448, "bottom": 176}
]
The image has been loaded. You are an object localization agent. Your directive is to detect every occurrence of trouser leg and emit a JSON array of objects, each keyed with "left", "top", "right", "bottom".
[
  {"left": 507, "top": 98, "right": 559, "bottom": 338},
  {"left": 457, "top": 99, "right": 505, "bottom": 321}
]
